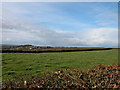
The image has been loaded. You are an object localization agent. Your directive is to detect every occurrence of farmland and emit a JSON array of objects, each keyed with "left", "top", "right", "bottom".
[{"left": 2, "top": 49, "right": 118, "bottom": 82}]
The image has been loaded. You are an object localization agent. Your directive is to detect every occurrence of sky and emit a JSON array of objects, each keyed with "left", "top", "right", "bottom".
[
  {"left": 1, "top": 2, "right": 118, "bottom": 47},
  {"left": 1, "top": 0, "right": 120, "bottom": 2}
]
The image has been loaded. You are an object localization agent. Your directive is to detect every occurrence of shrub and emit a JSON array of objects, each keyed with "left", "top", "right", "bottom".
[{"left": 2, "top": 64, "right": 119, "bottom": 89}]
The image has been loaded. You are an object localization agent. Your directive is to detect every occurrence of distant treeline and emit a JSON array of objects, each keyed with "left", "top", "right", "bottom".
[{"left": 1, "top": 48, "right": 112, "bottom": 53}]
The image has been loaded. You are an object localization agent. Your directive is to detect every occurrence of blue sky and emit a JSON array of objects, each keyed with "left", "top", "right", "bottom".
[{"left": 1, "top": 2, "right": 118, "bottom": 47}]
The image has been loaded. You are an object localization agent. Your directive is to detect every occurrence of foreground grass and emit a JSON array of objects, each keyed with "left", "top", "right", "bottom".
[{"left": 2, "top": 49, "right": 118, "bottom": 81}]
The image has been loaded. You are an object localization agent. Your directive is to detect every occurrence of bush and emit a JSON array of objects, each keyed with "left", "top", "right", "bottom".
[{"left": 2, "top": 64, "right": 119, "bottom": 89}]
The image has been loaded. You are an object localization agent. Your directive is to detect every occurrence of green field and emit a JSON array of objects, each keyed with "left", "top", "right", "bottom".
[{"left": 2, "top": 49, "right": 118, "bottom": 81}]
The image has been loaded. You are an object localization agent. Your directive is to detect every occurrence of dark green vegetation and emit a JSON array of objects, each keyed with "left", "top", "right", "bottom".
[
  {"left": 2, "top": 64, "right": 119, "bottom": 88},
  {"left": 2, "top": 49, "right": 118, "bottom": 81}
]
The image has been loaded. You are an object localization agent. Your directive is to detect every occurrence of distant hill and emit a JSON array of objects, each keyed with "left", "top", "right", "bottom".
[{"left": 1, "top": 44, "right": 19, "bottom": 49}]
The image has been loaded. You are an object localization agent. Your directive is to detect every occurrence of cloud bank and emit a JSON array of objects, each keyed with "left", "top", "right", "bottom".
[{"left": 2, "top": 18, "right": 118, "bottom": 47}]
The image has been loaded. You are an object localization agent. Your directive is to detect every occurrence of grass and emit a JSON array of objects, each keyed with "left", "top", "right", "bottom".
[{"left": 2, "top": 49, "right": 118, "bottom": 81}]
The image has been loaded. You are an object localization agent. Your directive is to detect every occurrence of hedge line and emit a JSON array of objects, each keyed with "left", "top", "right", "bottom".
[{"left": 1, "top": 48, "right": 112, "bottom": 53}]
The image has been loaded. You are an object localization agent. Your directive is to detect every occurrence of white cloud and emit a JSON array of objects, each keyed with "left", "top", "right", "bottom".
[
  {"left": 2, "top": 3, "right": 87, "bottom": 31},
  {"left": 96, "top": 20, "right": 116, "bottom": 26},
  {"left": 95, "top": 11, "right": 118, "bottom": 26},
  {"left": 83, "top": 28, "right": 118, "bottom": 47},
  {"left": 2, "top": 18, "right": 118, "bottom": 47}
]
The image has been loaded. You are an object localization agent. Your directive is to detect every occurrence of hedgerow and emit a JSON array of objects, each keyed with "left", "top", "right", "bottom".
[{"left": 2, "top": 64, "right": 119, "bottom": 89}]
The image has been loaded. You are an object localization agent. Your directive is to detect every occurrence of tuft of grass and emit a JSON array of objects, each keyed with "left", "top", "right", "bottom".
[
  {"left": 7, "top": 71, "right": 16, "bottom": 75},
  {"left": 36, "top": 70, "right": 41, "bottom": 73},
  {"left": 25, "top": 67, "right": 32, "bottom": 71}
]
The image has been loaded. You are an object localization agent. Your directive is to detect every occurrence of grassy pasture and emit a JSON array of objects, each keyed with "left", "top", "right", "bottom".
[{"left": 2, "top": 49, "right": 118, "bottom": 81}]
